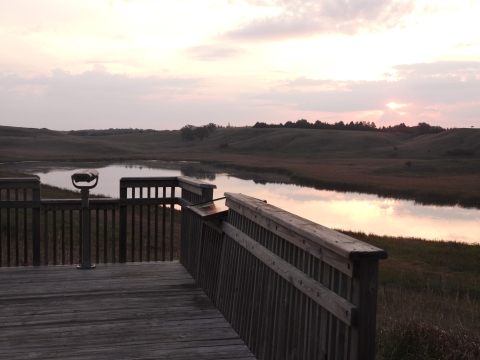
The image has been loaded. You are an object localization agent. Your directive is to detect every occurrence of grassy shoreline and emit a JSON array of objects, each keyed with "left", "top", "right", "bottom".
[
  {"left": 3, "top": 156, "right": 480, "bottom": 209},
  {"left": 212, "top": 161, "right": 480, "bottom": 208}
]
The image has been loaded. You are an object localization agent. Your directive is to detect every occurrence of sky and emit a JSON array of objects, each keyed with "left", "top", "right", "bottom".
[{"left": 1, "top": 0, "right": 479, "bottom": 131}]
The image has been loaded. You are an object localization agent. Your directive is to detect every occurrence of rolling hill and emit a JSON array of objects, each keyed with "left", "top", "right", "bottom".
[
  {"left": 1, "top": 125, "right": 479, "bottom": 161},
  {"left": 1, "top": 125, "right": 479, "bottom": 207}
]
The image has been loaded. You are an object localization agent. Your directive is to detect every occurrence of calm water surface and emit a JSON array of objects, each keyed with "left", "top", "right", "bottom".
[{"left": 3, "top": 161, "right": 479, "bottom": 244}]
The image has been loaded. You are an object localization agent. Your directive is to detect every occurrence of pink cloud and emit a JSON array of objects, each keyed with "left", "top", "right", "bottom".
[{"left": 223, "top": 0, "right": 417, "bottom": 41}]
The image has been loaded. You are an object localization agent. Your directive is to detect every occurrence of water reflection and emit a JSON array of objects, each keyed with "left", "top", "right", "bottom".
[{"left": 1, "top": 161, "right": 479, "bottom": 244}]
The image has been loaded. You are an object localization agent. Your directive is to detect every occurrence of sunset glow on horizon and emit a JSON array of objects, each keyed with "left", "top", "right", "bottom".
[{"left": 1, "top": 0, "right": 479, "bottom": 130}]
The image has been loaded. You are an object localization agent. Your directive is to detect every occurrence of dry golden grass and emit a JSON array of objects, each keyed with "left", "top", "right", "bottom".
[
  {"left": 340, "top": 231, "right": 480, "bottom": 359},
  {"left": 376, "top": 291, "right": 480, "bottom": 359}
]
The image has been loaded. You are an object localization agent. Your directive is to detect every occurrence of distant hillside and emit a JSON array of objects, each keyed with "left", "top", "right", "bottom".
[
  {"left": 397, "top": 128, "right": 480, "bottom": 157},
  {"left": 0, "top": 125, "right": 479, "bottom": 162}
]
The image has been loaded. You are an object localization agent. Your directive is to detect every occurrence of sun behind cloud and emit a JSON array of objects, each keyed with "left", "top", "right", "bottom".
[{"left": 386, "top": 102, "right": 409, "bottom": 110}]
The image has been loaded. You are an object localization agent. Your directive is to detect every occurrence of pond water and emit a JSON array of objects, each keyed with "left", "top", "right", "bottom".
[{"left": 2, "top": 161, "right": 479, "bottom": 244}]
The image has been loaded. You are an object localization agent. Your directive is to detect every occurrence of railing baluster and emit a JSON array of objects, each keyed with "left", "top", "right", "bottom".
[
  {"left": 7, "top": 189, "right": 11, "bottom": 267},
  {"left": 61, "top": 211, "right": 65, "bottom": 265},
  {"left": 53, "top": 210, "right": 57, "bottom": 265},
  {"left": 78, "top": 210, "right": 82, "bottom": 263},
  {"left": 104, "top": 209, "right": 107, "bottom": 264},
  {"left": 139, "top": 187, "right": 143, "bottom": 262},
  {"left": 112, "top": 209, "right": 116, "bottom": 263},
  {"left": 154, "top": 186, "right": 158, "bottom": 262},
  {"left": 69, "top": 210, "right": 73, "bottom": 265},
  {"left": 32, "top": 186, "right": 40, "bottom": 266},
  {"left": 170, "top": 187, "right": 175, "bottom": 261},
  {"left": 131, "top": 187, "right": 135, "bottom": 262},
  {"left": 95, "top": 209, "right": 99, "bottom": 264},
  {"left": 162, "top": 187, "right": 166, "bottom": 261},
  {"left": 44, "top": 211, "right": 48, "bottom": 265},
  {"left": 15, "top": 189, "right": 19, "bottom": 267},
  {"left": 23, "top": 190, "right": 27, "bottom": 266},
  {"left": 147, "top": 187, "right": 151, "bottom": 262}
]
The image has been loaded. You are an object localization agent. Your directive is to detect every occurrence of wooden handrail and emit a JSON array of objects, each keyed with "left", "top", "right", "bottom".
[
  {"left": 225, "top": 192, "right": 387, "bottom": 262},
  {"left": 0, "top": 177, "right": 40, "bottom": 189}
]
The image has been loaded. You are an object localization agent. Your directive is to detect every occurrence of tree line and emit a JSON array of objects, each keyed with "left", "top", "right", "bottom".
[
  {"left": 69, "top": 128, "right": 158, "bottom": 136},
  {"left": 253, "top": 119, "right": 445, "bottom": 135}
]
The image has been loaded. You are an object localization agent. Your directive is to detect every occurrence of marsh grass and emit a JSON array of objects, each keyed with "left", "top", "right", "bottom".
[
  {"left": 376, "top": 285, "right": 480, "bottom": 359},
  {"left": 339, "top": 231, "right": 480, "bottom": 359}
]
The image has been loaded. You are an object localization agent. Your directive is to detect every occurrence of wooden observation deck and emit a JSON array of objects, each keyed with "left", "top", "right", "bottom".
[
  {"left": 0, "top": 262, "right": 254, "bottom": 359},
  {"left": 0, "top": 176, "right": 387, "bottom": 360}
]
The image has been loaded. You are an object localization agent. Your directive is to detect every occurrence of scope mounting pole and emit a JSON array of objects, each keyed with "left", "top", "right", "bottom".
[{"left": 71, "top": 170, "right": 99, "bottom": 270}]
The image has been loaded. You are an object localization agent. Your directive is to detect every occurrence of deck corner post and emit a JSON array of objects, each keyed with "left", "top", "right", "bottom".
[
  {"left": 354, "top": 258, "right": 379, "bottom": 360},
  {"left": 32, "top": 184, "right": 41, "bottom": 266}
]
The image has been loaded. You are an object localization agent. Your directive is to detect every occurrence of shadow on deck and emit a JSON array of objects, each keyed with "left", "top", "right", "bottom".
[{"left": 0, "top": 262, "right": 255, "bottom": 359}]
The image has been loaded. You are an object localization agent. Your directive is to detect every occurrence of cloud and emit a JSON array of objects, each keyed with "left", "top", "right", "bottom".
[
  {"left": 0, "top": 68, "right": 285, "bottom": 130},
  {"left": 393, "top": 61, "right": 480, "bottom": 80},
  {"left": 184, "top": 44, "right": 243, "bottom": 61},
  {"left": 223, "top": 0, "right": 417, "bottom": 41},
  {"left": 454, "top": 41, "right": 480, "bottom": 49},
  {"left": 0, "top": 69, "right": 206, "bottom": 130},
  {"left": 247, "top": 61, "right": 480, "bottom": 126},
  {"left": 0, "top": 69, "right": 201, "bottom": 95}
]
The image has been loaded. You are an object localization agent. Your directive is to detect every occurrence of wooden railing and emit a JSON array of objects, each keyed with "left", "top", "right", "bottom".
[
  {"left": 0, "top": 176, "right": 215, "bottom": 267},
  {"left": 181, "top": 192, "right": 387, "bottom": 360},
  {"left": 0, "top": 178, "right": 41, "bottom": 266}
]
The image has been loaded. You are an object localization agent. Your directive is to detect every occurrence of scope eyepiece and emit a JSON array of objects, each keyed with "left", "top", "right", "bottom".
[{"left": 71, "top": 169, "right": 99, "bottom": 189}]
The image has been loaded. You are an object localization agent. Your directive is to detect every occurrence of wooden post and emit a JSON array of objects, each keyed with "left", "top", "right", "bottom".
[
  {"left": 169, "top": 187, "right": 175, "bottom": 261},
  {"left": 32, "top": 186, "right": 41, "bottom": 266},
  {"left": 202, "top": 188, "right": 214, "bottom": 202},
  {"left": 119, "top": 186, "right": 127, "bottom": 263},
  {"left": 354, "top": 259, "right": 379, "bottom": 360}
]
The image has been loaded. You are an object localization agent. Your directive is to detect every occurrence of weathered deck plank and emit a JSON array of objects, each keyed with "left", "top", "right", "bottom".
[{"left": 0, "top": 262, "right": 255, "bottom": 359}]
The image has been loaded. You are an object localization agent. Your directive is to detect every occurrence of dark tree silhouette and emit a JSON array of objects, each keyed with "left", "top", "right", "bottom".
[{"left": 180, "top": 125, "right": 196, "bottom": 141}]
